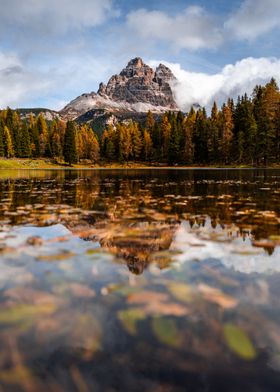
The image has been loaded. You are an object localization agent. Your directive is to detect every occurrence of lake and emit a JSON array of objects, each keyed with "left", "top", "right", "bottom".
[{"left": 0, "top": 168, "right": 280, "bottom": 391}]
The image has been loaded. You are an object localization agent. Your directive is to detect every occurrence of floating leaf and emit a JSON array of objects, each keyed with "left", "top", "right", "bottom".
[
  {"left": 117, "top": 308, "right": 146, "bottom": 335},
  {"left": 223, "top": 323, "right": 257, "bottom": 360},
  {"left": 152, "top": 317, "right": 181, "bottom": 348}
]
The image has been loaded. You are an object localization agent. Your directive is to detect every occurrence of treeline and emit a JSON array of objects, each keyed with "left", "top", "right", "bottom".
[
  {"left": 102, "top": 78, "right": 280, "bottom": 165},
  {"left": 0, "top": 110, "right": 99, "bottom": 164},
  {"left": 1, "top": 78, "right": 280, "bottom": 166}
]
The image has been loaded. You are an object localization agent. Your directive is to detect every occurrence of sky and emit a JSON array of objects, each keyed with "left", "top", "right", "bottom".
[{"left": 0, "top": 0, "right": 280, "bottom": 111}]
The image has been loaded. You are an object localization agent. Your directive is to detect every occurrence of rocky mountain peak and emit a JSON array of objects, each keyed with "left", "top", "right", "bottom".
[
  {"left": 155, "top": 63, "right": 175, "bottom": 82},
  {"left": 119, "top": 57, "right": 154, "bottom": 79},
  {"left": 61, "top": 57, "right": 179, "bottom": 120},
  {"left": 101, "top": 58, "right": 178, "bottom": 108}
]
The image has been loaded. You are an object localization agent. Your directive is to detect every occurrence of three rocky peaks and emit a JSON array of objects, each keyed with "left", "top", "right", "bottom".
[{"left": 60, "top": 57, "right": 178, "bottom": 120}]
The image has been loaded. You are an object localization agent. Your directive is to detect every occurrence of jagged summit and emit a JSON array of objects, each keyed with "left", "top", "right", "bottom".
[{"left": 60, "top": 57, "right": 178, "bottom": 120}]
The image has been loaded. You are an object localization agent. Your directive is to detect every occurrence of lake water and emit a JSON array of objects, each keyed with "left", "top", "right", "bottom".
[{"left": 0, "top": 169, "right": 280, "bottom": 391}]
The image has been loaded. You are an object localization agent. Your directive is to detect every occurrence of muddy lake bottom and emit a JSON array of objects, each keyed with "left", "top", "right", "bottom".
[{"left": 0, "top": 168, "right": 280, "bottom": 391}]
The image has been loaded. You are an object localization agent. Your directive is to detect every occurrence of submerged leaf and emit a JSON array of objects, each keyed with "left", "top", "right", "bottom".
[
  {"left": 127, "top": 290, "right": 168, "bottom": 304},
  {"left": 37, "top": 251, "right": 75, "bottom": 261},
  {"left": 152, "top": 317, "right": 181, "bottom": 348},
  {"left": 117, "top": 308, "right": 146, "bottom": 335},
  {"left": 223, "top": 323, "right": 257, "bottom": 360},
  {"left": 0, "top": 303, "right": 57, "bottom": 325},
  {"left": 198, "top": 284, "right": 238, "bottom": 309},
  {"left": 167, "top": 282, "right": 193, "bottom": 303}
]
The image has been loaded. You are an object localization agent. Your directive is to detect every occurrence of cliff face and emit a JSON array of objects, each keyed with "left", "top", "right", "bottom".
[
  {"left": 98, "top": 58, "right": 177, "bottom": 108},
  {"left": 60, "top": 57, "right": 178, "bottom": 120}
]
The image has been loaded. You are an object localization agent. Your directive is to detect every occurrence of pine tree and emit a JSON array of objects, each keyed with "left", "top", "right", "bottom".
[
  {"left": 3, "top": 126, "right": 14, "bottom": 158},
  {"left": 50, "top": 120, "right": 63, "bottom": 160},
  {"left": 37, "top": 115, "right": 51, "bottom": 157},
  {"left": 161, "top": 114, "right": 171, "bottom": 161},
  {"left": 143, "top": 130, "right": 153, "bottom": 161},
  {"left": 131, "top": 122, "right": 142, "bottom": 160},
  {"left": 146, "top": 111, "right": 155, "bottom": 132},
  {"left": 182, "top": 108, "right": 195, "bottom": 164},
  {"left": 0, "top": 119, "right": 4, "bottom": 157},
  {"left": 193, "top": 108, "right": 208, "bottom": 164},
  {"left": 221, "top": 103, "right": 234, "bottom": 164},
  {"left": 18, "top": 123, "right": 31, "bottom": 157},
  {"left": 208, "top": 102, "right": 220, "bottom": 163},
  {"left": 88, "top": 133, "right": 100, "bottom": 163},
  {"left": 118, "top": 124, "right": 132, "bottom": 162},
  {"left": 63, "top": 121, "right": 78, "bottom": 165},
  {"left": 168, "top": 118, "right": 180, "bottom": 165}
]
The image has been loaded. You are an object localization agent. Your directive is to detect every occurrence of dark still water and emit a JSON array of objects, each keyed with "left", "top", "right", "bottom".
[{"left": 0, "top": 169, "right": 280, "bottom": 392}]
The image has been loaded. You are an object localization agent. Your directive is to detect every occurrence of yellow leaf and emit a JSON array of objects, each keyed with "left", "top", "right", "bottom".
[
  {"left": 0, "top": 303, "right": 57, "bottom": 325},
  {"left": 223, "top": 323, "right": 257, "bottom": 360},
  {"left": 117, "top": 308, "right": 146, "bottom": 335},
  {"left": 152, "top": 317, "right": 181, "bottom": 348},
  {"left": 168, "top": 282, "right": 193, "bottom": 303}
]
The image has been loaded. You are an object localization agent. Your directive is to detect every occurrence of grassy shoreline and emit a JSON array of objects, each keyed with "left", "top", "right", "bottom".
[{"left": 0, "top": 158, "right": 279, "bottom": 170}]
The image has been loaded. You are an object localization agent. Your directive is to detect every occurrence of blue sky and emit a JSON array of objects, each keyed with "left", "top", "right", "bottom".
[{"left": 0, "top": 0, "right": 279, "bottom": 110}]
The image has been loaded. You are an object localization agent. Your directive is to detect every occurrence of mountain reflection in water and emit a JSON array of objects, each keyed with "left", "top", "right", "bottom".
[{"left": 0, "top": 169, "right": 280, "bottom": 391}]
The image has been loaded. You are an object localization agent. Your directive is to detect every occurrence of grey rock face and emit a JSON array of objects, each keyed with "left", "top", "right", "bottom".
[{"left": 98, "top": 57, "right": 178, "bottom": 109}]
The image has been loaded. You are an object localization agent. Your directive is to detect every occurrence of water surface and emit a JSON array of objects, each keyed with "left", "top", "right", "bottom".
[{"left": 0, "top": 169, "right": 280, "bottom": 391}]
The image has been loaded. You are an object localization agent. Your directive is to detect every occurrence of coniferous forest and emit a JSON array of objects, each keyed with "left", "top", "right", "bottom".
[{"left": 1, "top": 78, "right": 280, "bottom": 166}]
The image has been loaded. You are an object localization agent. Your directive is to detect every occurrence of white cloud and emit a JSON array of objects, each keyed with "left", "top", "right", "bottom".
[
  {"left": 126, "top": 7, "right": 222, "bottom": 51},
  {"left": 225, "top": 0, "right": 280, "bottom": 40},
  {"left": 0, "top": 52, "right": 50, "bottom": 108},
  {"left": 0, "top": 0, "right": 116, "bottom": 34},
  {"left": 149, "top": 57, "right": 280, "bottom": 111},
  {"left": 0, "top": 50, "right": 119, "bottom": 109}
]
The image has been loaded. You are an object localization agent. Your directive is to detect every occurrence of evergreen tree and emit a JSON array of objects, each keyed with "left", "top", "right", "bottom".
[
  {"left": 208, "top": 102, "right": 220, "bottom": 163},
  {"left": 182, "top": 108, "right": 195, "bottom": 164},
  {"left": 63, "top": 121, "right": 78, "bottom": 165},
  {"left": 0, "top": 119, "right": 4, "bottom": 157},
  {"left": 161, "top": 114, "right": 171, "bottom": 161},
  {"left": 3, "top": 126, "right": 14, "bottom": 158},
  {"left": 18, "top": 123, "right": 31, "bottom": 157},
  {"left": 131, "top": 123, "right": 142, "bottom": 160},
  {"left": 221, "top": 103, "right": 234, "bottom": 164},
  {"left": 37, "top": 115, "right": 51, "bottom": 156},
  {"left": 168, "top": 118, "right": 180, "bottom": 165},
  {"left": 143, "top": 130, "right": 153, "bottom": 161}
]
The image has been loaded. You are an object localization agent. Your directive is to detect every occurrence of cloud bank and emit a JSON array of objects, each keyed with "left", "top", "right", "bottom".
[
  {"left": 126, "top": 7, "right": 222, "bottom": 51},
  {"left": 225, "top": 0, "right": 280, "bottom": 40},
  {"left": 150, "top": 57, "right": 280, "bottom": 111},
  {"left": 0, "top": 0, "right": 116, "bottom": 34}
]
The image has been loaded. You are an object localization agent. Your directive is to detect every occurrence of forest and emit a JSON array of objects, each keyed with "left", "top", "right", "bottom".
[{"left": 0, "top": 78, "right": 280, "bottom": 166}]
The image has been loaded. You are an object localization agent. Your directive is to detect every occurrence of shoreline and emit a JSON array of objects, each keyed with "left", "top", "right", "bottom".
[{"left": 0, "top": 158, "right": 279, "bottom": 170}]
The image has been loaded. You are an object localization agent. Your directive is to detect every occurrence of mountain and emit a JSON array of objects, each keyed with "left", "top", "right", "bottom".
[
  {"left": 60, "top": 57, "right": 178, "bottom": 121},
  {"left": 17, "top": 108, "right": 60, "bottom": 121}
]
